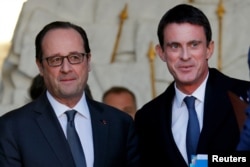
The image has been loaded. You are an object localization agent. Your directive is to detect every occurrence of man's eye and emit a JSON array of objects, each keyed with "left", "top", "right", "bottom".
[
  {"left": 190, "top": 41, "right": 201, "bottom": 48},
  {"left": 192, "top": 42, "right": 198, "bottom": 47},
  {"left": 169, "top": 43, "right": 179, "bottom": 49},
  {"left": 170, "top": 43, "right": 179, "bottom": 49},
  {"left": 69, "top": 55, "right": 80, "bottom": 61},
  {"left": 51, "top": 57, "right": 61, "bottom": 62}
]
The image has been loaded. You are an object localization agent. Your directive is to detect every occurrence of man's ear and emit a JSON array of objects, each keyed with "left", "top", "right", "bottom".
[
  {"left": 36, "top": 59, "right": 44, "bottom": 76},
  {"left": 155, "top": 44, "right": 166, "bottom": 62},
  {"left": 206, "top": 40, "right": 214, "bottom": 60}
]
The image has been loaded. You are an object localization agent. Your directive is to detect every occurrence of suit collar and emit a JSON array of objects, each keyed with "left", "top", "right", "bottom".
[
  {"left": 34, "top": 94, "right": 75, "bottom": 167},
  {"left": 46, "top": 91, "right": 90, "bottom": 119},
  {"left": 197, "top": 69, "right": 237, "bottom": 151},
  {"left": 86, "top": 98, "right": 110, "bottom": 166},
  {"left": 160, "top": 85, "right": 188, "bottom": 165}
]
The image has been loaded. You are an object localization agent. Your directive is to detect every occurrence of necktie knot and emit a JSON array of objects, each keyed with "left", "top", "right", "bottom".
[
  {"left": 184, "top": 96, "right": 196, "bottom": 110},
  {"left": 66, "top": 110, "right": 77, "bottom": 127}
]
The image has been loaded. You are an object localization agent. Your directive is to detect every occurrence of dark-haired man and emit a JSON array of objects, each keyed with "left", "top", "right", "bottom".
[
  {"left": 135, "top": 4, "right": 249, "bottom": 167},
  {"left": 0, "top": 21, "right": 140, "bottom": 167}
]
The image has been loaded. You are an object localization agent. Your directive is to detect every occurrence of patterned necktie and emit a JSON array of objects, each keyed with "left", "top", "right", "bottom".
[
  {"left": 184, "top": 96, "right": 200, "bottom": 164},
  {"left": 66, "top": 110, "right": 87, "bottom": 167}
]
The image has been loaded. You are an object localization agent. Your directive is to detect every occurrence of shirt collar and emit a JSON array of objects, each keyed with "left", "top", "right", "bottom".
[
  {"left": 175, "top": 72, "right": 209, "bottom": 107},
  {"left": 46, "top": 91, "right": 90, "bottom": 119}
]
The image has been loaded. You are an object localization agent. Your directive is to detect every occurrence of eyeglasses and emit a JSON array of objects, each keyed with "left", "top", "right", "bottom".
[{"left": 42, "top": 52, "right": 89, "bottom": 67}]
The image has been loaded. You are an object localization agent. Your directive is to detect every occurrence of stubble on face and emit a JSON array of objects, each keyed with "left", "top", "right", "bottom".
[
  {"left": 161, "top": 23, "right": 213, "bottom": 94},
  {"left": 40, "top": 28, "right": 90, "bottom": 106}
]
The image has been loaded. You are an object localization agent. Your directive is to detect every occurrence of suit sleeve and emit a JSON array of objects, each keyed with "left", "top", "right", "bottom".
[{"left": 0, "top": 117, "right": 22, "bottom": 167}]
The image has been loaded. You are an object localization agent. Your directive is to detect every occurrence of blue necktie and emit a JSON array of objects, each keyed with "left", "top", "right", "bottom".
[
  {"left": 184, "top": 96, "right": 200, "bottom": 163},
  {"left": 66, "top": 110, "right": 87, "bottom": 167}
]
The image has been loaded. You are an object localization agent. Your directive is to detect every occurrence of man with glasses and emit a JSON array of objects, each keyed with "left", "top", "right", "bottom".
[{"left": 0, "top": 21, "right": 140, "bottom": 167}]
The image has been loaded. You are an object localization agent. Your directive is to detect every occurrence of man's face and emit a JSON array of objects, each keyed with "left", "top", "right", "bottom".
[
  {"left": 156, "top": 23, "right": 214, "bottom": 94},
  {"left": 37, "top": 28, "right": 91, "bottom": 105},
  {"left": 104, "top": 92, "right": 137, "bottom": 119}
]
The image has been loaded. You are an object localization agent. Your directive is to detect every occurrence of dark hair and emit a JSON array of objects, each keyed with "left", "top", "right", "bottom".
[
  {"left": 157, "top": 4, "right": 212, "bottom": 47},
  {"left": 85, "top": 84, "right": 93, "bottom": 100},
  {"left": 35, "top": 21, "right": 91, "bottom": 61},
  {"left": 102, "top": 86, "right": 137, "bottom": 106},
  {"left": 29, "top": 74, "right": 46, "bottom": 100}
]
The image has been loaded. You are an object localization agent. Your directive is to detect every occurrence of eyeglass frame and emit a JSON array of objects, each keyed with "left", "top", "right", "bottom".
[{"left": 41, "top": 52, "right": 89, "bottom": 67}]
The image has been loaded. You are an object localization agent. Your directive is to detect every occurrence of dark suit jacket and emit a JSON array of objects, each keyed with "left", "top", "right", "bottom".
[
  {"left": 135, "top": 68, "right": 250, "bottom": 167},
  {"left": 0, "top": 93, "right": 140, "bottom": 167}
]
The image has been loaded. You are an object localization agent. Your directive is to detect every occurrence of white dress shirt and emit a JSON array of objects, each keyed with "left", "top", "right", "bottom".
[
  {"left": 47, "top": 91, "right": 94, "bottom": 167},
  {"left": 172, "top": 73, "right": 208, "bottom": 164}
]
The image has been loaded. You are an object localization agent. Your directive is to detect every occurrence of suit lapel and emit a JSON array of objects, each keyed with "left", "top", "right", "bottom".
[
  {"left": 198, "top": 85, "right": 224, "bottom": 150},
  {"left": 158, "top": 84, "right": 188, "bottom": 166},
  {"left": 198, "top": 70, "right": 236, "bottom": 152},
  {"left": 87, "top": 99, "right": 109, "bottom": 167},
  {"left": 35, "top": 95, "right": 75, "bottom": 167}
]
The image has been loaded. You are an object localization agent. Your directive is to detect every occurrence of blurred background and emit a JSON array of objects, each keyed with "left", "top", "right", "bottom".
[
  {"left": 0, "top": 0, "right": 249, "bottom": 115},
  {"left": 0, "top": 0, "right": 25, "bottom": 77}
]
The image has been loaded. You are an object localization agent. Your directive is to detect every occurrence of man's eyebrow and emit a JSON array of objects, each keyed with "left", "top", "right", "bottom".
[
  {"left": 165, "top": 41, "right": 180, "bottom": 45},
  {"left": 44, "top": 53, "right": 61, "bottom": 57},
  {"left": 187, "top": 40, "right": 202, "bottom": 44}
]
